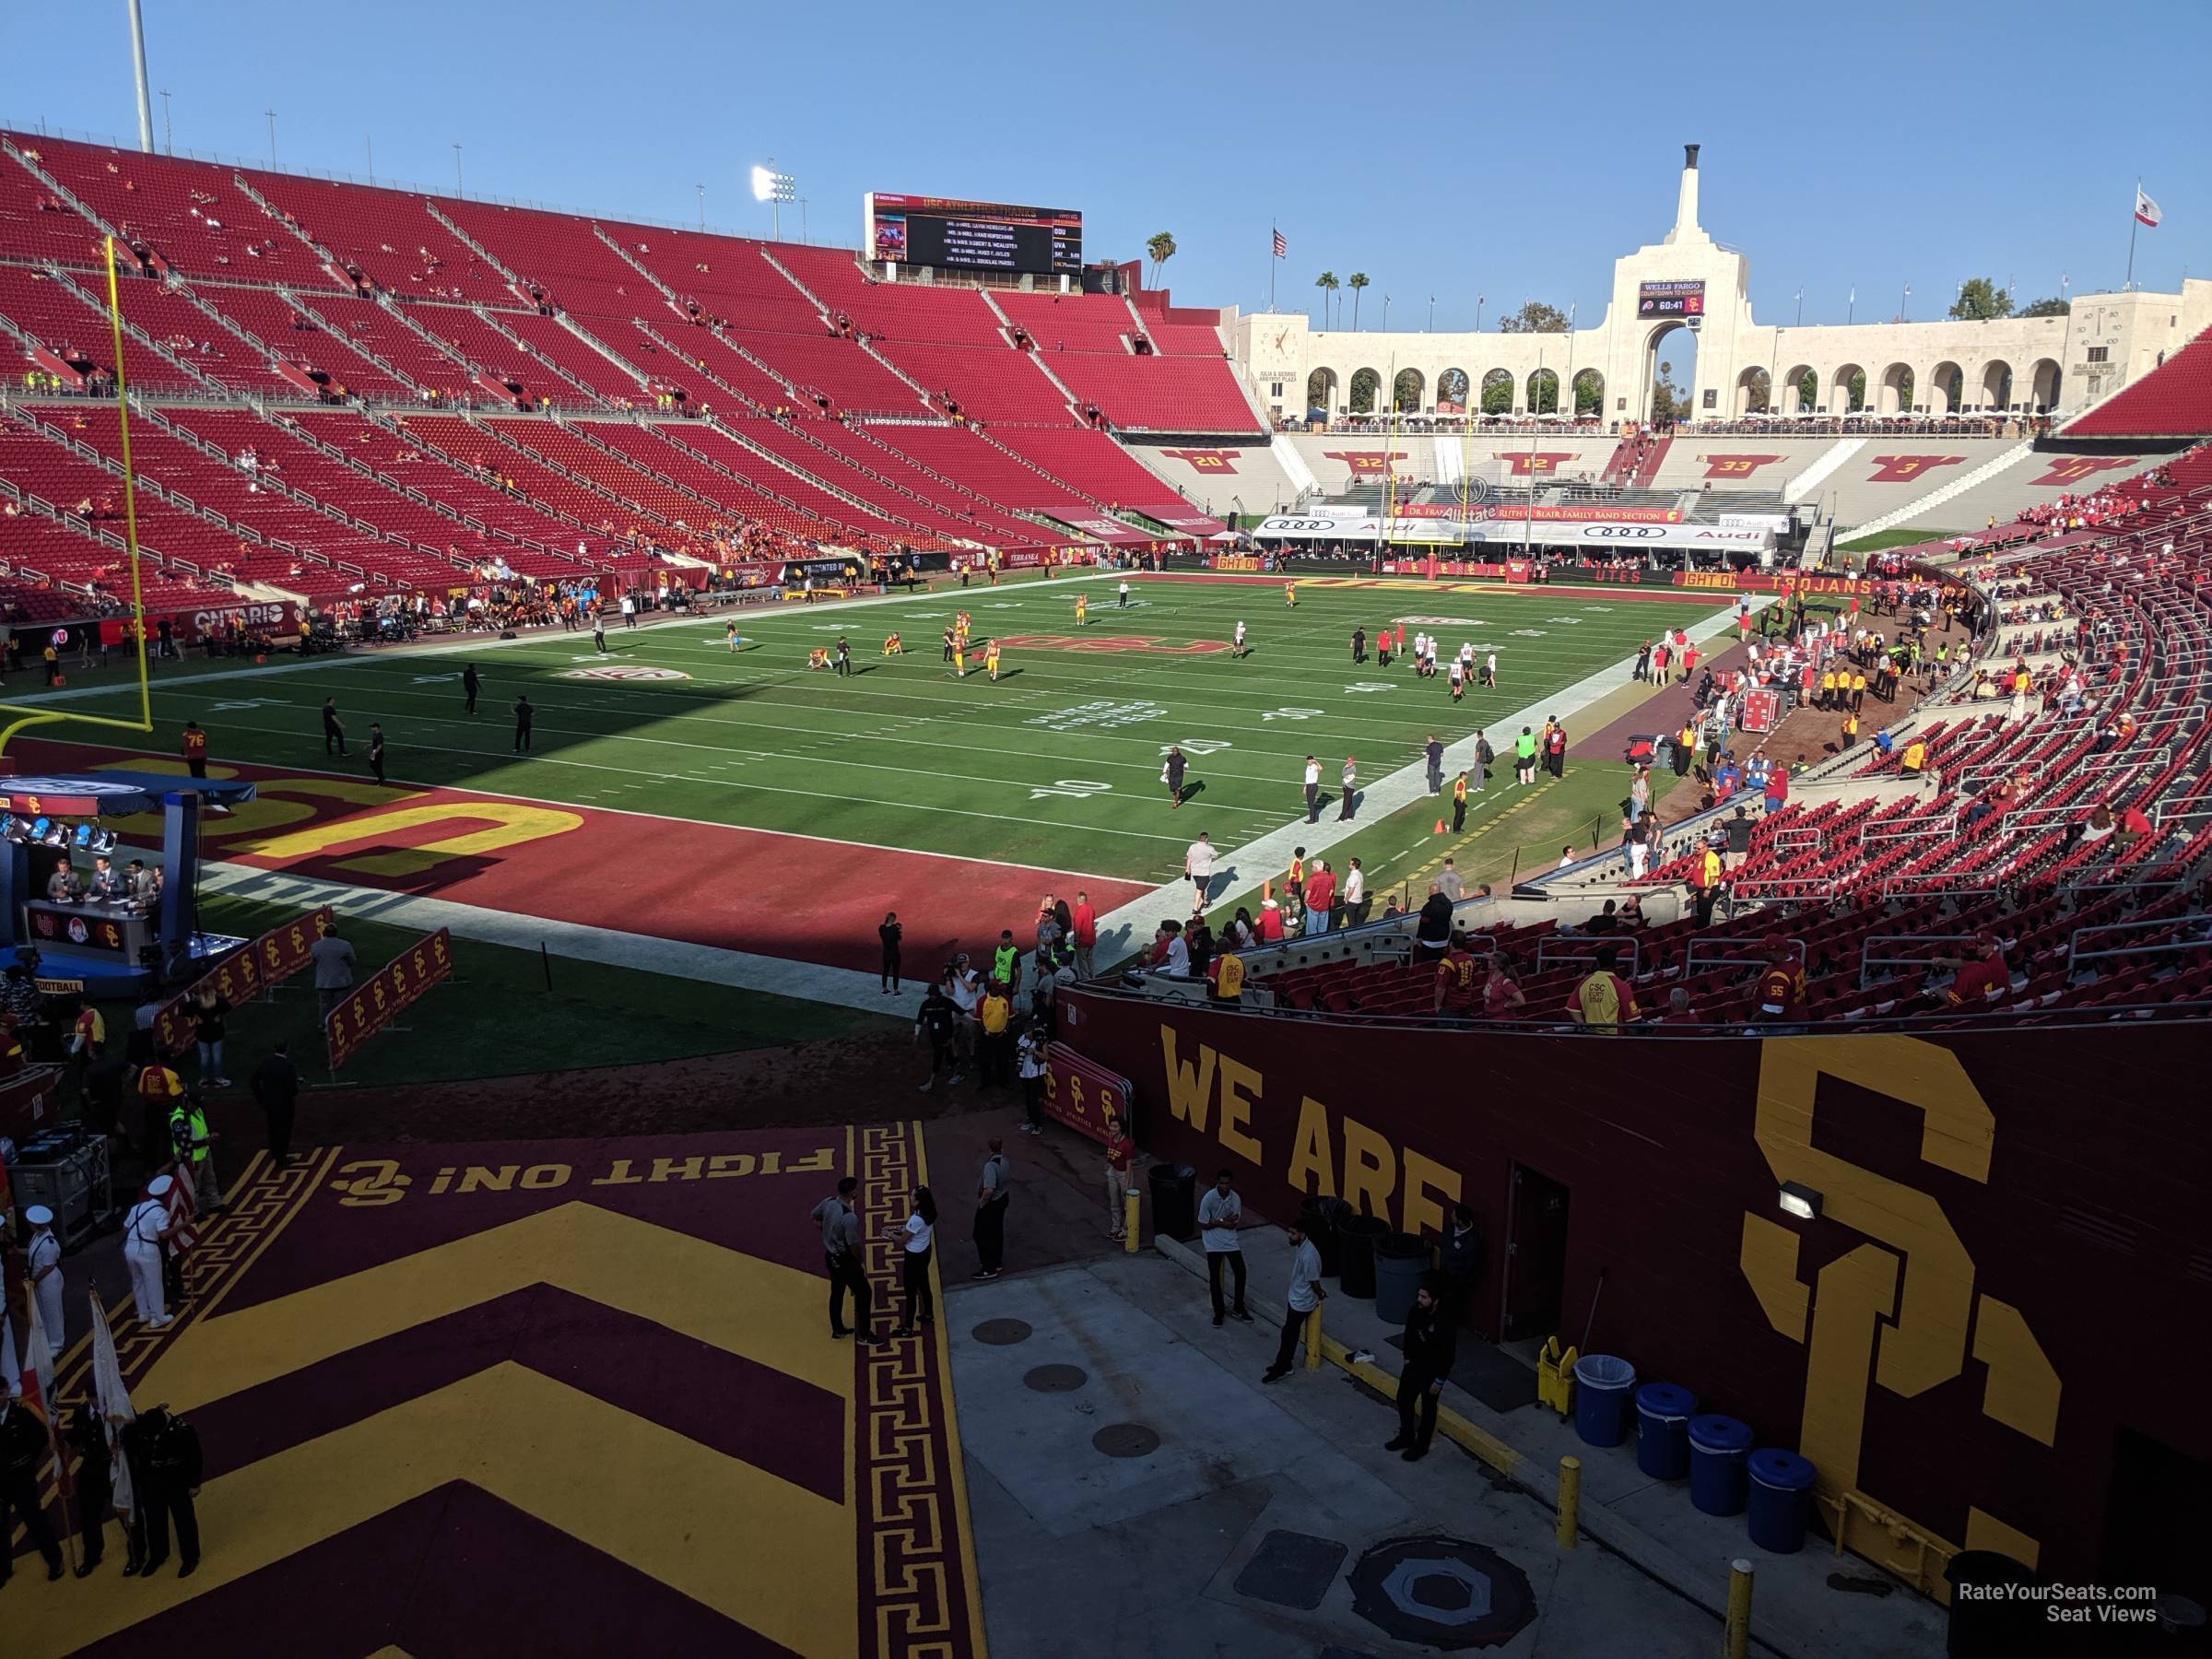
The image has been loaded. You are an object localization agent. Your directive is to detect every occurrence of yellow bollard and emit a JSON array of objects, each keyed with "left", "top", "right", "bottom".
[
  {"left": 1304, "top": 1304, "right": 1323, "bottom": 1370},
  {"left": 1124, "top": 1186, "right": 1140, "bottom": 1253},
  {"left": 1557, "top": 1455, "right": 1581, "bottom": 1549},
  {"left": 1724, "top": 1559, "right": 1753, "bottom": 1659}
]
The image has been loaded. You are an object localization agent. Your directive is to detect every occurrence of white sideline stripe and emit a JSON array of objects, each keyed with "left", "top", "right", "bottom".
[
  {"left": 194, "top": 861, "right": 918, "bottom": 1018},
  {"left": 1088, "top": 601, "right": 1761, "bottom": 963}
]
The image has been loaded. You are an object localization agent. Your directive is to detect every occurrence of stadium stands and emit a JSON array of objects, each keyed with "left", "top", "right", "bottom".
[{"left": 2062, "top": 327, "right": 2212, "bottom": 439}]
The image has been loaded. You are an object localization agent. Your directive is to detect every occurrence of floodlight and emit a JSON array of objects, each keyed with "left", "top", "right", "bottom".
[{"left": 1778, "top": 1182, "right": 1823, "bottom": 1222}]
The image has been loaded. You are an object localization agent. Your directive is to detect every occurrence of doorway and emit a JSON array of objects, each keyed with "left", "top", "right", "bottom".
[
  {"left": 1645, "top": 321, "right": 1698, "bottom": 428},
  {"left": 1499, "top": 1162, "right": 1571, "bottom": 1342}
]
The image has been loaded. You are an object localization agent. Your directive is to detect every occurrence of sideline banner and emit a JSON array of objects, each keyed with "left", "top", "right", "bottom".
[
  {"left": 1042, "top": 1042, "right": 1134, "bottom": 1146},
  {"left": 153, "top": 905, "right": 335, "bottom": 1056},
  {"left": 325, "top": 927, "right": 454, "bottom": 1071}
]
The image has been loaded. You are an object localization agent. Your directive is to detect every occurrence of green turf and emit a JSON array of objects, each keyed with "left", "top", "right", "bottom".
[
  {"left": 27, "top": 576, "right": 1728, "bottom": 884},
  {"left": 115, "top": 892, "right": 892, "bottom": 1088},
  {"left": 1836, "top": 527, "right": 1959, "bottom": 552}
]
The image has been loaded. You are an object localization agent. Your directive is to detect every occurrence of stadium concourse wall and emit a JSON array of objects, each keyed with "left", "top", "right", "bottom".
[{"left": 1059, "top": 985, "right": 2212, "bottom": 1599}]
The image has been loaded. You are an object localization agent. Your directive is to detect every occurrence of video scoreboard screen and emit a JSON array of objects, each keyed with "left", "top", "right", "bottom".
[
  {"left": 1637, "top": 279, "right": 1706, "bottom": 319},
  {"left": 865, "top": 193, "right": 1083, "bottom": 276}
]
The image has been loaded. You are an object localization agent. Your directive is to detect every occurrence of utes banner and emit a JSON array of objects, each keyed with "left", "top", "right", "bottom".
[
  {"left": 1042, "top": 1041, "right": 1134, "bottom": 1146},
  {"left": 153, "top": 906, "right": 336, "bottom": 1056},
  {"left": 325, "top": 927, "right": 455, "bottom": 1071}
]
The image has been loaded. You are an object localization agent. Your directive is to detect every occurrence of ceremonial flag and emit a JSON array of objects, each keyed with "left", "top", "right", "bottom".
[
  {"left": 1271, "top": 228, "right": 1287, "bottom": 258},
  {"left": 2134, "top": 186, "right": 2161, "bottom": 229},
  {"left": 89, "top": 1289, "right": 136, "bottom": 1523},
  {"left": 18, "top": 1265, "right": 53, "bottom": 1411}
]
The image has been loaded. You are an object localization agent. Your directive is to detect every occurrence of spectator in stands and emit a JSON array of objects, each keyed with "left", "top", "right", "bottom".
[
  {"left": 1692, "top": 841, "right": 1726, "bottom": 929},
  {"left": 1566, "top": 947, "right": 1639, "bottom": 1033},
  {"left": 1934, "top": 929, "right": 2012, "bottom": 1009},
  {"left": 1415, "top": 882, "right": 1454, "bottom": 959},
  {"left": 1753, "top": 940, "right": 1809, "bottom": 1030}
]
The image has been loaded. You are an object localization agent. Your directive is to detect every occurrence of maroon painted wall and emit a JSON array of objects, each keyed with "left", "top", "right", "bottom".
[{"left": 1060, "top": 988, "right": 2212, "bottom": 1591}]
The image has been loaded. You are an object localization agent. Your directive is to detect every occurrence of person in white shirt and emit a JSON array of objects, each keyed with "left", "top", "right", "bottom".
[
  {"left": 123, "top": 1176, "right": 175, "bottom": 1329},
  {"left": 1233, "top": 619, "right": 1247, "bottom": 655},
  {"left": 1263, "top": 1221, "right": 1325, "bottom": 1382},
  {"left": 1017, "top": 1028, "right": 1049, "bottom": 1134},
  {"left": 1184, "top": 832, "right": 1218, "bottom": 903},
  {"left": 1559, "top": 845, "right": 1578, "bottom": 870},
  {"left": 886, "top": 1186, "right": 938, "bottom": 1336},
  {"left": 947, "top": 957, "right": 982, "bottom": 1066},
  {"left": 1484, "top": 650, "right": 1498, "bottom": 688},
  {"left": 1161, "top": 928, "right": 1191, "bottom": 978},
  {"left": 1196, "top": 1171, "right": 1251, "bottom": 1325},
  {"left": 1118, "top": 580, "right": 1132, "bottom": 608},
  {"left": 24, "top": 1206, "right": 63, "bottom": 1352},
  {"left": 1338, "top": 756, "right": 1358, "bottom": 821},
  {"left": 1303, "top": 756, "right": 1323, "bottom": 824},
  {"left": 1342, "top": 857, "right": 1367, "bottom": 926}
]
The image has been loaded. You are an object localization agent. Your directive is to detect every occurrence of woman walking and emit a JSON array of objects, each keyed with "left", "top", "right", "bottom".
[
  {"left": 878, "top": 912, "right": 903, "bottom": 994},
  {"left": 1017, "top": 1026, "right": 1048, "bottom": 1134},
  {"left": 888, "top": 1186, "right": 938, "bottom": 1337},
  {"left": 190, "top": 983, "right": 231, "bottom": 1088}
]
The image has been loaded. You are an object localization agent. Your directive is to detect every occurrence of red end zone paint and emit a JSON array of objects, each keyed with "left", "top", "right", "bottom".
[{"left": 25, "top": 740, "right": 1152, "bottom": 975}]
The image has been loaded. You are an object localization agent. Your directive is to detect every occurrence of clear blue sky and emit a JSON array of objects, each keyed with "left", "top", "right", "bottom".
[{"left": 4, "top": 0, "right": 2205, "bottom": 333}]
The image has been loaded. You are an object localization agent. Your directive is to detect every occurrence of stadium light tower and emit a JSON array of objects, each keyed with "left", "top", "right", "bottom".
[
  {"left": 751, "top": 160, "right": 796, "bottom": 241},
  {"left": 126, "top": 0, "right": 155, "bottom": 153}
]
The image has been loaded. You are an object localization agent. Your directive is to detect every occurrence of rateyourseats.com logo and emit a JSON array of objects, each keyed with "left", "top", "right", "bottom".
[{"left": 1952, "top": 1582, "right": 2164, "bottom": 1628}]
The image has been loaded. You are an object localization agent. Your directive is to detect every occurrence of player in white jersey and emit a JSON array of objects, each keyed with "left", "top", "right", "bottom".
[
  {"left": 1459, "top": 641, "right": 1475, "bottom": 675},
  {"left": 1448, "top": 658, "right": 1465, "bottom": 700},
  {"left": 1483, "top": 650, "right": 1498, "bottom": 688},
  {"left": 1232, "top": 619, "right": 1248, "bottom": 657}
]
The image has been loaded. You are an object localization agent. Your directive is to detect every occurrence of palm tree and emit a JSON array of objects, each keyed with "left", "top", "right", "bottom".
[
  {"left": 1315, "top": 271, "right": 1339, "bottom": 330},
  {"left": 1145, "top": 231, "right": 1177, "bottom": 288},
  {"left": 1347, "top": 272, "right": 1370, "bottom": 330}
]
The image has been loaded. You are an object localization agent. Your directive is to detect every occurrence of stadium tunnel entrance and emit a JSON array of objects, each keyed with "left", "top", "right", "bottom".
[{"left": 1642, "top": 318, "right": 1699, "bottom": 425}]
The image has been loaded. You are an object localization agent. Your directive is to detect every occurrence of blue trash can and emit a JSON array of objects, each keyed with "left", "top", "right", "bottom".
[
  {"left": 1634, "top": 1383, "right": 1700, "bottom": 1480},
  {"left": 1688, "top": 1415, "right": 1753, "bottom": 1516},
  {"left": 1746, "top": 1449, "right": 1818, "bottom": 1552},
  {"left": 1571, "top": 1355, "right": 1638, "bottom": 1448}
]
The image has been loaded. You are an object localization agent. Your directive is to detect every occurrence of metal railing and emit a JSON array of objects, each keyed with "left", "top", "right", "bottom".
[{"left": 1858, "top": 933, "right": 1980, "bottom": 991}]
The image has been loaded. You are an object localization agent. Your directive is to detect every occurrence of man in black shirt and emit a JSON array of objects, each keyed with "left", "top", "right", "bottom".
[
  {"left": 914, "top": 980, "right": 960, "bottom": 1091},
  {"left": 321, "top": 698, "right": 346, "bottom": 755},
  {"left": 513, "top": 695, "right": 534, "bottom": 753},
  {"left": 252, "top": 1040, "right": 301, "bottom": 1167},
  {"left": 1424, "top": 735, "right": 1445, "bottom": 795},
  {"left": 0, "top": 1397, "right": 65, "bottom": 1583},
  {"left": 462, "top": 664, "right": 481, "bottom": 714},
  {"left": 368, "top": 723, "right": 387, "bottom": 784},
  {"left": 1415, "top": 881, "right": 1454, "bottom": 959},
  {"left": 1386, "top": 1276, "right": 1460, "bottom": 1462}
]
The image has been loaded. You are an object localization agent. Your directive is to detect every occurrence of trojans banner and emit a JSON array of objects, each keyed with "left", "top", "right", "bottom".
[
  {"left": 325, "top": 927, "right": 454, "bottom": 1070},
  {"left": 153, "top": 906, "right": 336, "bottom": 1056},
  {"left": 1042, "top": 1042, "right": 1134, "bottom": 1146}
]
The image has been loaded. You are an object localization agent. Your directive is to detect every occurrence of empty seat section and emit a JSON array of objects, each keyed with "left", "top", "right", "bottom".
[
  {"left": 182, "top": 280, "right": 415, "bottom": 399},
  {"left": 289, "top": 410, "right": 594, "bottom": 554},
  {"left": 997, "top": 291, "right": 1131, "bottom": 352},
  {"left": 623, "top": 323, "right": 788, "bottom": 411},
  {"left": 437, "top": 200, "right": 652, "bottom": 311},
  {"left": 289, "top": 291, "right": 478, "bottom": 399},
  {"left": 1048, "top": 351, "right": 1262, "bottom": 433},
  {"left": 877, "top": 341, "right": 1070, "bottom": 423},
  {"left": 496, "top": 311, "right": 647, "bottom": 403},
  {"left": 404, "top": 414, "right": 639, "bottom": 536},
  {"left": 995, "top": 429, "right": 1221, "bottom": 525},
  {"left": 741, "top": 421, "right": 1039, "bottom": 542},
  {"left": 869, "top": 426, "right": 1096, "bottom": 521},
  {"left": 237, "top": 169, "right": 513, "bottom": 306},
  {"left": 20, "top": 136, "right": 327, "bottom": 287},
  {"left": 0, "top": 265, "right": 203, "bottom": 394},
  {"left": 730, "top": 328, "right": 922, "bottom": 416},
  {"left": 655, "top": 423, "right": 909, "bottom": 541},
  {"left": 607, "top": 227, "right": 827, "bottom": 336}
]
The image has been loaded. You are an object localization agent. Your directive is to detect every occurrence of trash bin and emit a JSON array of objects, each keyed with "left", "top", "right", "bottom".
[
  {"left": 1338, "top": 1212, "right": 1388, "bottom": 1299},
  {"left": 1688, "top": 1415, "right": 1753, "bottom": 1516},
  {"left": 1941, "top": 1550, "right": 2049, "bottom": 1659},
  {"left": 1571, "top": 1355, "right": 1638, "bottom": 1448},
  {"left": 1147, "top": 1164, "right": 1197, "bottom": 1243},
  {"left": 1746, "top": 1449, "right": 1818, "bottom": 1553},
  {"left": 1300, "top": 1195, "right": 1350, "bottom": 1277},
  {"left": 1372, "top": 1231, "right": 1430, "bottom": 1325},
  {"left": 1634, "top": 1383, "right": 1700, "bottom": 1480}
]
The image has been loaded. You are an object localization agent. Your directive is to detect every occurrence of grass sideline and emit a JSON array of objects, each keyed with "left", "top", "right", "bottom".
[{"left": 108, "top": 891, "right": 893, "bottom": 1090}]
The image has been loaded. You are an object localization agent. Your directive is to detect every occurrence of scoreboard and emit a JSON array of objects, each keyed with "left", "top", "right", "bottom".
[
  {"left": 865, "top": 193, "right": 1083, "bottom": 276},
  {"left": 1637, "top": 279, "right": 1706, "bottom": 320}
]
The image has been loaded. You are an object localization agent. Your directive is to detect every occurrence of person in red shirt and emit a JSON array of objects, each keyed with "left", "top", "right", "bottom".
[
  {"left": 1255, "top": 899, "right": 1284, "bottom": 943},
  {"left": 1754, "top": 939, "right": 1808, "bottom": 1025},
  {"left": 1301, "top": 862, "right": 1336, "bottom": 935},
  {"left": 1070, "top": 890, "right": 1098, "bottom": 979},
  {"left": 181, "top": 718, "right": 209, "bottom": 779},
  {"left": 1483, "top": 958, "right": 1527, "bottom": 1018},
  {"left": 1103, "top": 1113, "right": 1135, "bottom": 1241},
  {"left": 1432, "top": 935, "right": 1482, "bottom": 1018},
  {"left": 1937, "top": 929, "right": 2011, "bottom": 1007}
]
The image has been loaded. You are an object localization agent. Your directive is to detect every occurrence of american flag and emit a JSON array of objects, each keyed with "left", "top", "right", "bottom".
[{"left": 1271, "top": 229, "right": 1287, "bottom": 259}]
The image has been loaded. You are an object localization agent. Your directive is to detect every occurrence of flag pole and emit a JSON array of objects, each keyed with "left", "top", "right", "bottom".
[{"left": 2126, "top": 180, "right": 2138, "bottom": 290}]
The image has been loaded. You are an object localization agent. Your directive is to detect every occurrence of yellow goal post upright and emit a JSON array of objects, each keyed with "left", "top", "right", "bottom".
[{"left": 0, "top": 235, "right": 156, "bottom": 763}]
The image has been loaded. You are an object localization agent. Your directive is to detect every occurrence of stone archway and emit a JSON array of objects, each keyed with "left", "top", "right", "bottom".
[
  {"left": 1782, "top": 363, "right": 1817, "bottom": 416},
  {"left": 1877, "top": 362, "right": 1915, "bottom": 415},
  {"left": 2027, "top": 358, "right": 2062, "bottom": 412},
  {"left": 1306, "top": 367, "right": 1340, "bottom": 414},
  {"left": 1436, "top": 367, "right": 1470, "bottom": 414},
  {"left": 1393, "top": 367, "right": 1427, "bottom": 413},
  {"left": 1979, "top": 359, "right": 2013, "bottom": 410},
  {"left": 1830, "top": 363, "right": 1867, "bottom": 414},
  {"left": 1644, "top": 321, "right": 1694, "bottom": 423},
  {"left": 1479, "top": 367, "right": 1514, "bottom": 416},
  {"left": 1348, "top": 367, "right": 1382, "bottom": 415},
  {"left": 1735, "top": 366, "right": 1771, "bottom": 416},
  {"left": 1572, "top": 368, "right": 1606, "bottom": 418},
  {"left": 1927, "top": 360, "right": 1964, "bottom": 416},
  {"left": 1526, "top": 366, "right": 1560, "bottom": 415}
]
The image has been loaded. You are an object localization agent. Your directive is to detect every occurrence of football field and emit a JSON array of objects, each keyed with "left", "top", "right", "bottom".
[{"left": 42, "top": 574, "right": 1730, "bottom": 884}]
